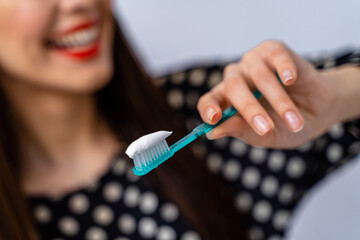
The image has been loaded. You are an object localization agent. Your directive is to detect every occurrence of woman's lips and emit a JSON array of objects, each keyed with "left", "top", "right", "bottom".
[{"left": 48, "top": 19, "right": 101, "bottom": 60}]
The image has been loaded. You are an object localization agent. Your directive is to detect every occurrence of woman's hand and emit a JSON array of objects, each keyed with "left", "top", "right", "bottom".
[{"left": 197, "top": 40, "right": 343, "bottom": 148}]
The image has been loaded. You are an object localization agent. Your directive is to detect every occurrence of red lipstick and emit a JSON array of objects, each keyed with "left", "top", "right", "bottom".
[{"left": 50, "top": 19, "right": 101, "bottom": 60}]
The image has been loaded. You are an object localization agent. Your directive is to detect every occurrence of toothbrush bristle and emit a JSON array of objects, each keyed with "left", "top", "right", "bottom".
[{"left": 132, "top": 139, "right": 173, "bottom": 176}]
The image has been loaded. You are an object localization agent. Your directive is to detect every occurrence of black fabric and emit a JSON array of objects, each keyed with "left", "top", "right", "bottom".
[{"left": 29, "top": 49, "right": 360, "bottom": 240}]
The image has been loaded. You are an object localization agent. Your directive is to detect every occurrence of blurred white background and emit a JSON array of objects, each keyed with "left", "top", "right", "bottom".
[{"left": 113, "top": 0, "right": 360, "bottom": 76}]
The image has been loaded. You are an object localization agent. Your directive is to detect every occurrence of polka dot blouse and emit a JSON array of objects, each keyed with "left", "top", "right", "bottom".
[{"left": 29, "top": 49, "right": 360, "bottom": 240}]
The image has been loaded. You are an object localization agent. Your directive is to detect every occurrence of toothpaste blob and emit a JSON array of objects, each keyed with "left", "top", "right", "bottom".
[{"left": 126, "top": 131, "right": 173, "bottom": 158}]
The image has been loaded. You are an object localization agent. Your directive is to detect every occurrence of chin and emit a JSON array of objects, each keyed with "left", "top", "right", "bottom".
[{"left": 65, "top": 64, "right": 114, "bottom": 94}]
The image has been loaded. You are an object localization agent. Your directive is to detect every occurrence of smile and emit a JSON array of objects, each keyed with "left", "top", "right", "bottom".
[{"left": 48, "top": 19, "right": 101, "bottom": 60}]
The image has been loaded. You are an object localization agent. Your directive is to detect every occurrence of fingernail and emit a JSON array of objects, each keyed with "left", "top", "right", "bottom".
[
  {"left": 206, "top": 107, "right": 218, "bottom": 123},
  {"left": 206, "top": 131, "right": 213, "bottom": 140},
  {"left": 253, "top": 115, "right": 271, "bottom": 135},
  {"left": 284, "top": 111, "right": 303, "bottom": 132},
  {"left": 282, "top": 70, "right": 293, "bottom": 83}
]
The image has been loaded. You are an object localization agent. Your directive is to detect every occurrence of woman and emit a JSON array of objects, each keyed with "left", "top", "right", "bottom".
[
  {"left": 0, "top": 1, "right": 359, "bottom": 240},
  {"left": 0, "top": 1, "right": 247, "bottom": 239}
]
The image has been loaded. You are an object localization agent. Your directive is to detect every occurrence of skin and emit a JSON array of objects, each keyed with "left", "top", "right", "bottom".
[
  {"left": 0, "top": 0, "right": 119, "bottom": 196},
  {"left": 198, "top": 40, "right": 360, "bottom": 148},
  {"left": 0, "top": 1, "right": 359, "bottom": 197}
]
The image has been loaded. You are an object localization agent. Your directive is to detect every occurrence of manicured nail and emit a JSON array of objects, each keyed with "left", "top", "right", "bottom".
[
  {"left": 284, "top": 111, "right": 303, "bottom": 132},
  {"left": 206, "top": 131, "right": 213, "bottom": 140},
  {"left": 282, "top": 70, "right": 293, "bottom": 83},
  {"left": 253, "top": 115, "right": 271, "bottom": 135},
  {"left": 206, "top": 107, "right": 218, "bottom": 123}
]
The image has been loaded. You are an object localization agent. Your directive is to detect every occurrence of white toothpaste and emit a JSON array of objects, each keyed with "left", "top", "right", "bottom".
[{"left": 125, "top": 131, "right": 173, "bottom": 158}]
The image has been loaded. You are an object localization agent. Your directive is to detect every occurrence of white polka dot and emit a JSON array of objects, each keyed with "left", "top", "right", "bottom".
[
  {"left": 207, "top": 71, "right": 222, "bottom": 88},
  {"left": 253, "top": 200, "right": 272, "bottom": 223},
  {"left": 85, "top": 227, "right": 107, "bottom": 240},
  {"left": 207, "top": 153, "right": 223, "bottom": 173},
  {"left": 126, "top": 167, "right": 140, "bottom": 182},
  {"left": 235, "top": 192, "right": 253, "bottom": 212},
  {"left": 286, "top": 157, "right": 306, "bottom": 178},
  {"left": 113, "top": 159, "right": 127, "bottom": 175},
  {"left": 278, "top": 183, "right": 295, "bottom": 204},
  {"left": 103, "top": 182, "right": 123, "bottom": 202},
  {"left": 34, "top": 205, "right": 52, "bottom": 224},
  {"left": 248, "top": 226, "right": 264, "bottom": 240},
  {"left": 69, "top": 194, "right": 89, "bottom": 214},
  {"left": 160, "top": 203, "right": 179, "bottom": 222},
  {"left": 222, "top": 159, "right": 241, "bottom": 181},
  {"left": 93, "top": 205, "right": 114, "bottom": 226},
  {"left": 267, "top": 151, "right": 285, "bottom": 172},
  {"left": 139, "top": 217, "right": 158, "bottom": 239},
  {"left": 181, "top": 231, "right": 201, "bottom": 240},
  {"left": 118, "top": 214, "right": 136, "bottom": 235},
  {"left": 249, "top": 147, "right": 267, "bottom": 164},
  {"left": 260, "top": 176, "right": 279, "bottom": 197},
  {"left": 326, "top": 143, "right": 343, "bottom": 163},
  {"left": 156, "top": 225, "right": 177, "bottom": 240},
  {"left": 58, "top": 217, "right": 79, "bottom": 236},
  {"left": 230, "top": 139, "right": 248, "bottom": 156},
  {"left": 189, "top": 69, "right": 206, "bottom": 86},
  {"left": 272, "top": 210, "right": 291, "bottom": 231},
  {"left": 268, "top": 235, "right": 283, "bottom": 240},
  {"left": 123, "top": 186, "right": 141, "bottom": 208},
  {"left": 186, "top": 91, "right": 199, "bottom": 109},
  {"left": 167, "top": 90, "right": 184, "bottom": 109},
  {"left": 171, "top": 71, "right": 186, "bottom": 84},
  {"left": 242, "top": 167, "right": 261, "bottom": 189},
  {"left": 140, "top": 192, "right": 159, "bottom": 215}
]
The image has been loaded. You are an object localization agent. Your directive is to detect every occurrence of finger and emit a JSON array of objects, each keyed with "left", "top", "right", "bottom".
[
  {"left": 197, "top": 85, "right": 229, "bottom": 124},
  {"left": 206, "top": 115, "right": 273, "bottom": 146},
  {"left": 222, "top": 70, "right": 275, "bottom": 136},
  {"left": 245, "top": 57, "right": 304, "bottom": 132},
  {"left": 259, "top": 41, "right": 298, "bottom": 86}
]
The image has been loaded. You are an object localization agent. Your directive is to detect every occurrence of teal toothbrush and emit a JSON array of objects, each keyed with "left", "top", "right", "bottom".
[{"left": 126, "top": 88, "right": 264, "bottom": 176}]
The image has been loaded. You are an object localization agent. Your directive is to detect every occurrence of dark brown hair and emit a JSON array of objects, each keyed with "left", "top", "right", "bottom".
[{"left": 0, "top": 21, "right": 248, "bottom": 240}]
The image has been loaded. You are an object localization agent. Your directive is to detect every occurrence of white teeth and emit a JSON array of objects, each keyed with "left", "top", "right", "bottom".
[{"left": 53, "top": 27, "right": 100, "bottom": 48}]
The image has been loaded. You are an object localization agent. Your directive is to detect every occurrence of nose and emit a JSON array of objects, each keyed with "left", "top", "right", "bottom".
[{"left": 59, "top": 0, "right": 97, "bottom": 14}]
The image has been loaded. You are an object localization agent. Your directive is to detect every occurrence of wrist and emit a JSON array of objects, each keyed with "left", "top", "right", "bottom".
[{"left": 321, "top": 65, "right": 360, "bottom": 123}]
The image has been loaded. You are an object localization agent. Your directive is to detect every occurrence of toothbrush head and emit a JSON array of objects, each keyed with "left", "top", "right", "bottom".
[{"left": 126, "top": 131, "right": 174, "bottom": 176}]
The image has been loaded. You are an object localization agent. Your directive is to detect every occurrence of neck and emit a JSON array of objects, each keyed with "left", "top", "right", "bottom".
[{"left": 1, "top": 79, "right": 119, "bottom": 171}]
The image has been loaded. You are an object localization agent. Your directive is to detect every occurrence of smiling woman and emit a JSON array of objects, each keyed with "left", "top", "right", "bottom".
[{"left": 0, "top": 1, "right": 247, "bottom": 240}]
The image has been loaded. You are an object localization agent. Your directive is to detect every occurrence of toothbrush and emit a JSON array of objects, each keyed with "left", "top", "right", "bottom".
[{"left": 126, "top": 88, "right": 264, "bottom": 176}]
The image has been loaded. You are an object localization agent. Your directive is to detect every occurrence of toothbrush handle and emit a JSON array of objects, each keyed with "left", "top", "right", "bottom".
[
  {"left": 197, "top": 88, "right": 263, "bottom": 135},
  {"left": 170, "top": 74, "right": 281, "bottom": 154},
  {"left": 170, "top": 89, "right": 263, "bottom": 153}
]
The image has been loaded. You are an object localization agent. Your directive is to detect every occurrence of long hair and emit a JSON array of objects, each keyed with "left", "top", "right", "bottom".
[{"left": 0, "top": 21, "right": 248, "bottom": 240}]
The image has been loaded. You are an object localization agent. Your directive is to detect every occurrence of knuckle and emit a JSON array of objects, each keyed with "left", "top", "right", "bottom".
[
  {"left": 260, "top": 40, "right": 288, "bottom": 53},
  {"left": 270, "top": 47, "right": 288, "bottom": 59},
  {"left": 251, "top": 71, "right": 272, "bottom": 85},
  {"left": 197, "top": 94, "right": 209, "bottom": 110},
  {"left": 260, "top": 40, "right": 281, "bottom": 48},
  {"left": 239, "top": 101, "right": 259, "bottom": 115},
  {"left": 241, "top": 52, "right": 255, "bottom": 63},
  {"left": 224, "top": 63, "right": 237, "bottom": 75},
  {"left": 223, "top": 76, "right": 238, "bottom": 92}
]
